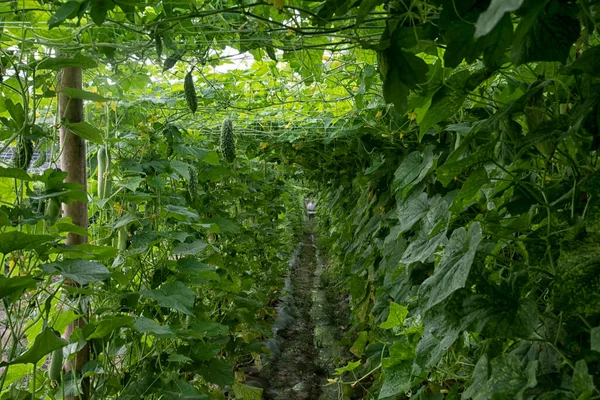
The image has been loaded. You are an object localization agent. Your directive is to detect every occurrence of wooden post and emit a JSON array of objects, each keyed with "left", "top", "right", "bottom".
[{"left": 58, "top": 66, "right": 90, "bottom": 400}]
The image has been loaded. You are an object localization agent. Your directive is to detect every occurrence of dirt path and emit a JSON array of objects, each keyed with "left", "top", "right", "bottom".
[{"left": 261, "top": 229, "right": 345, "bottom": 400}]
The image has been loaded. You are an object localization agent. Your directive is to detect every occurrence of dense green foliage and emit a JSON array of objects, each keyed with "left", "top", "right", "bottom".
[{"left": 0, "top": 0, "right": 600, "bottom": 398}]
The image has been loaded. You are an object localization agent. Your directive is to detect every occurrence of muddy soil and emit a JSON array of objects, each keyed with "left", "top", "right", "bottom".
[{"left": 261, "top": 227, "right": 347, "bottom": 400}]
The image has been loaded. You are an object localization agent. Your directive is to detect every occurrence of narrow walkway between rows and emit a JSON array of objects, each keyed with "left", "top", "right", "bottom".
[{"left": 261, "top": 227, "right": 345, "bottom": 400}]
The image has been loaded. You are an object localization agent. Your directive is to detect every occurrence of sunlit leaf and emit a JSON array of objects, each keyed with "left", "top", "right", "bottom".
[
  {"left": 63, "top": 121, "right": 105, "bottom": 144},
  {"left": 0, "top": 328, "right": 66, "bottom": 366},
  {"left": 379, "top": 302, "right": 409, "bottom": 329},
  {"left": 0, "top": 232, "right": 54, "bottom": 255},
  {"left": 41, "top": 259, "right": 111, "bottom": 285}
]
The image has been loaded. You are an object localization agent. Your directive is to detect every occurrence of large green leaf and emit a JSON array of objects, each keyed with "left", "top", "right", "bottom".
[
  {"left": 164, "top": 205, "right": 198, "bottom": 221},
  {"left": 419, "top": 71, "right": 470, "bottom": 138},
  {"left": 573, "top": 360, "right": 595, "bottom": 398},
  {"left": 86, "top": 316, "right": 135, "bottom": 340},
  {"left": 464, "top": 354, "right": 537, "bottom": 400},
  {"left": 462, "top": 355, "right": 489, "bottom": 399},
  {"left": 89, "top": 0, "right": 115, "bottom": 25},
  {"left": 561, "top": 45, "right": 600, "bottom": 77},
  {"left": 133, "top": 317, "right": 175, "bottom": 338},
  {"left": 232, "top": 382, "right": 262, "bottom": 400},
  {"left": 451, "top": 168, "right": 490, "bottom": 212},
  {"left": 60, "top": 87, "right": 110, "bottom": 102},
  {"left": 0, "top": 232, "right": 55, "bottom": 255},
  {"left": 436, "top": 142, "right": 494, "bottom": 186},
  {"left": 36, "top": 53, "right": 97, "bottom": 70},
  {"left": 378, "top": 362, "right": 411, "bottom": 399},
  {"left": 140, "top": 281, "right": 195, "bottom": 315},
  {"left": 462, "top": 295, "right": 538, "bottom": 339},
  {"left": 382, "top": 50, "right": 428, "bottom": 113},
  {"left": 187, "top": 321, "right": 229, "bottom": 338},
  {"left": 53, "top": 217, "right": 88, "bottom": 236},
  {"left": 416, "top": 308, "right": 460, "bottom": 369},
  {"left": 64, "top": 121, "right": 105, "bottom": 144},
  {"left": 0, "top": 328, "right": 67, "bottom": 366},
  {"left": 197, "top": 358, "right": 233, "bottom": 387},
  {"left": 173, "top": 240, "right": 208, "bottom": 256},
  {"left": 163, "top": 380, "right": 208, "bottom": 400},
  {"left": 0, "top": 167, "right": 34, "bottom": 181},
  {"left": 0, "top": 276, "right": 37, "bottom": 302},
  {"left": 47, "top": 1, "right": 81, "bottom": 28},
  {"left": 392, "top": 145, "right": 435, "bottom": 197},
  {"left": 400, "top": 231, "right": 447, "bottom": 266},
  {"left": 379, "top": 302, "right": 409, "bottom": 329},
  {"left": 176, "top": 258, "right": 219, "bottom": 281},
  {"left": 420, "top": 222, "right": 482, "bottom": 311},
  {"left": 511, "top": 1, "right": 580, "bottom": 65},
  {"left": 480, "top": 14, "right": 514, "bottom": 70},
  {"left": 396, "top": 192, "right": 429, "bottom": 234},
  {"left": 40, "top": 259, "right": 111, "bottom": 285}
]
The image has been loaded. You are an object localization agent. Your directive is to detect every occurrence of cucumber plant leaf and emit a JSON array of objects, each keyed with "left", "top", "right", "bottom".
[
  {"left": 0, "top": 328, "right": 67, "bottom": 366},
  {"left": 41, "top": 259, "right": 111, "bottom": 285},
  {"left": 511, "top": 1, "right": 580, "bottom": 65},
  {"left": 379, "top": 302, "right": 409, "bottom": 329},
  {"left": 0, "top": 232, "right": 54, "bottom": 255},
  {"left": 0, "top": 276, "right": 37, "bottom": 302},
  {"left": 420, "top": 222, "right": 482, "bottom": 312}
]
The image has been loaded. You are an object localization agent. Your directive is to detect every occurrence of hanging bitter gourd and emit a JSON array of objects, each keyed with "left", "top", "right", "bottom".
[
  {"left": 13, "top": 136, "right": 33, "bottom": 170},
  {"left": 220, "top": 116, "right": 235, "bottom": 163},
  {"left": 188, "top": 165, "right": 198, "bottom": 201},
  {"left": 31, "top": 146, "right": 47, "bottom": 169},
  {"left": 184, "top": 71, "right": 197, "bottom": 114}
]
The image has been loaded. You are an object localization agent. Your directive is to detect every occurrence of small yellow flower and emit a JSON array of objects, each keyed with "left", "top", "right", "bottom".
[
  {"left": 408, "top": 112, "right": 417, "bottom": 121},
  {"left": 332, "top": 60, "right": 341, "bottom": 68},
  {"left": 110, "top": 102, "right": 117, "bottom": 112},
  {"left": 259, "top": 142, "right": 269, "bottom": 149},
  {"left": 322, "top": 55, "right": 330, "bottom": 61},
  {"left": 375, "top": 111, "right": 383, "bottom": 119}
]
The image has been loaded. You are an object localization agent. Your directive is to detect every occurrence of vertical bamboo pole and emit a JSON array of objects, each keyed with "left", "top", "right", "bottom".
[{"left": 58, "top": 66, "right": 89, "bottom": 400}]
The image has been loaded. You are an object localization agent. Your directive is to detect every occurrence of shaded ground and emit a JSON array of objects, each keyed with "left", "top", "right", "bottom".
[
  {"left": 261, "top": 224, "right": 348, "bottom": 400},
  {"left": 262, "top": 233, "right": 321, "bottom": 400}
]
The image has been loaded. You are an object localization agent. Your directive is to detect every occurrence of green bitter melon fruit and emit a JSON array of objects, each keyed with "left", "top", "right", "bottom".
[
  {"left": 13, "top": 136, "right": 33, "bottom": 170},
  {"left": 184, "top": 71, "right": 197, "bottom": 114},
  {"left": 220, "top": 116, "right": 236, "bottom": 163}
]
